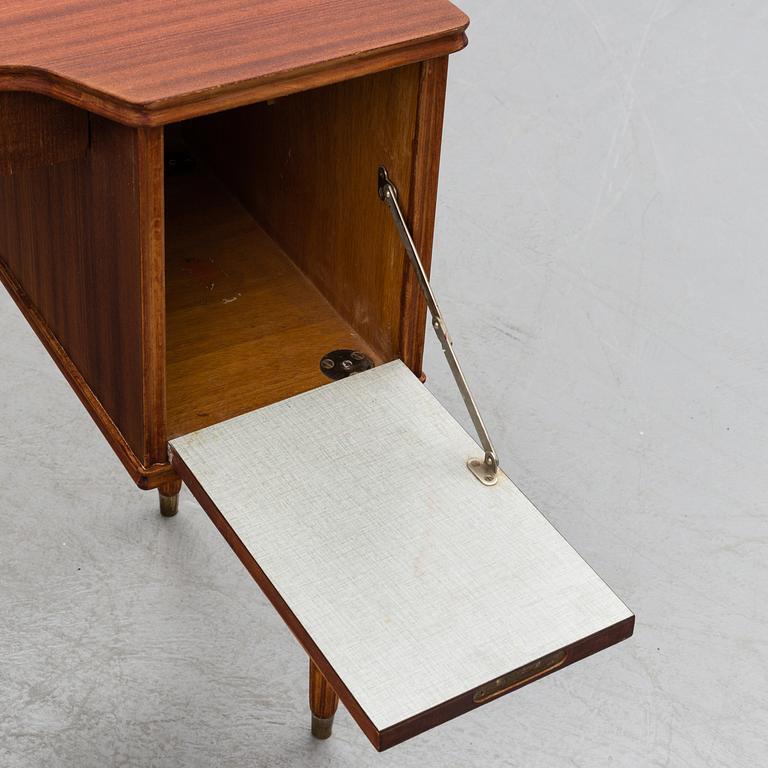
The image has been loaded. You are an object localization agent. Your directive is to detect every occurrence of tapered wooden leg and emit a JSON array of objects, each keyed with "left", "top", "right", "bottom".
[
  {"left": 158, "top": 478, "right": 182, "bottom": 517},
  {"left": 309, "top": 659, "right": 339, "bottom": 740}
]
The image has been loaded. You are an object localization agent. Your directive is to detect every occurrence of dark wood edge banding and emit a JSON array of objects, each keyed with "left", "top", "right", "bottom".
[
  {"left": 0, "top": 255, "right": 175, "bottom": 490},
  {"left": 400, "top": 56, "right": 450, "bottom": 377},
  {"left": 169, "top": 447, "right": 384, "bottom": 750},
  {"left": 0, "top": 32, "right": 468, "bottom": 128},
  {"left": 378, "top": 614, "right": 635, "bottom": 750},
  {"left": 136, "top": 126, "right": 168, "bottom": 466}
]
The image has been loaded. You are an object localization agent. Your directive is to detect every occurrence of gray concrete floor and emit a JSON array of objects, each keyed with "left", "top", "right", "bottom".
[{"left": 1, "top": 1, "right": 766, "bottom": 766}]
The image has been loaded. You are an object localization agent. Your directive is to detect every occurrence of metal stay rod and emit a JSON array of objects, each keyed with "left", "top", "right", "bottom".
[{"left": 377, "top": 166, "right": 500, "bottom": 486}]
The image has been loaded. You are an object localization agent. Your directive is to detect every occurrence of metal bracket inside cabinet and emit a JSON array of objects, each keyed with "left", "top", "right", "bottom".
[{"left": 377, "top": 166, "right": 500, "bottom": 487}]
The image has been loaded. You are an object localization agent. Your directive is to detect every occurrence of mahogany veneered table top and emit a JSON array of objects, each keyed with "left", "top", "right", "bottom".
[{"left": 0, "top": 0, "right": 469, "bottom": 125}]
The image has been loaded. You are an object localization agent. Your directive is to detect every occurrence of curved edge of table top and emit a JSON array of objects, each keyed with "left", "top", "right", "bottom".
[{"left": 0, "top": 1, "right": 469, "bottom": 127}]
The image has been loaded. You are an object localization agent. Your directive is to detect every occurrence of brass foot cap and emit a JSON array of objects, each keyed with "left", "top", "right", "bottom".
[
  {"left": 159, "top": 493, "right": 179, "bottom": 518},
  {"left": 311, "top": 715, "right": 334, "bottom": 740}
]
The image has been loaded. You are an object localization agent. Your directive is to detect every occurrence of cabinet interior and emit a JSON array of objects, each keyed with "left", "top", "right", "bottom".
[{"left": 163, "top": 65, "right": 423, "bottom": 437}]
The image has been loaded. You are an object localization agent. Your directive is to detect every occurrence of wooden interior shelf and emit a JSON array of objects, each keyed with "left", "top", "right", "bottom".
[{"left": 165, "top": 167, "right": 381, "bottom": 437}]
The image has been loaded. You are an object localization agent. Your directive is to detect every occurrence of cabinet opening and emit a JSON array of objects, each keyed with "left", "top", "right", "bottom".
[{"left": 163, "top": 65, "right": 425, "bottom": 438}]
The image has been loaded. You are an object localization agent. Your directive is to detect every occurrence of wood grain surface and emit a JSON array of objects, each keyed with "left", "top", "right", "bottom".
[
  {"left": 0, "top": 7, "right": 463, "bottom": 490},
  {"left": 182, "top": 64, "right": 422, "bottom": 364},
  {"left": 0, "top": 0, "right": 468, "bottom": 126},
  {"left": 0, "top": 51, "right": 453, "bottom": 487},
  {"left": 0, "top": 256, "right": 174, "bottom": 489},
  {"left": 401, "top": 57, "right": 450, "bottom": 376},
  {"left": 0, "top": 110, "right": 170, "bottom": 486},
  {"left": 0, "top": 92, "right": 88, "bottom": 175},
  {"left": 164, "top": 166, "right": 382, "bottom": 437},
  {"left": 309, "top": 659, "right": 340, "bottom": 722}
]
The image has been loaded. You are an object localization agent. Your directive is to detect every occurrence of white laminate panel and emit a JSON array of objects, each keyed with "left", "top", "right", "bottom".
[{"left": 170, "top": 361, "right": 632, "bottom": 731}]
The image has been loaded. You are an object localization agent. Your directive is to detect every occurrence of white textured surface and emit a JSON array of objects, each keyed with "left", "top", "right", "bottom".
[
  {"left": 1, "top": 2, "right": 767, "bottom": 765},
  {"left": 171, "top": 361, "right": 631, "bottom": 731}
]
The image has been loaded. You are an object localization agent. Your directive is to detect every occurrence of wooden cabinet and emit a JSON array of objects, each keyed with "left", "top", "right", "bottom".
[{"left": 0, "top": 0, "right": 633, "bottom": 752}]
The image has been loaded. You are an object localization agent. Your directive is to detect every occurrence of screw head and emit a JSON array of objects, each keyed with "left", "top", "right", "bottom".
[{"left": 320, "top": 349, "right": 374, "bottom": 380}]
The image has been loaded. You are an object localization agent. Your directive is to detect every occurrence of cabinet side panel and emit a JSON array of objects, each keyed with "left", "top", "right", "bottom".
[
  {"left": 0, "top": 92, "right": 89, "bottom": 174},
  {"left": 0, "top": 111, "right": 166, "bottom": 475}
]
